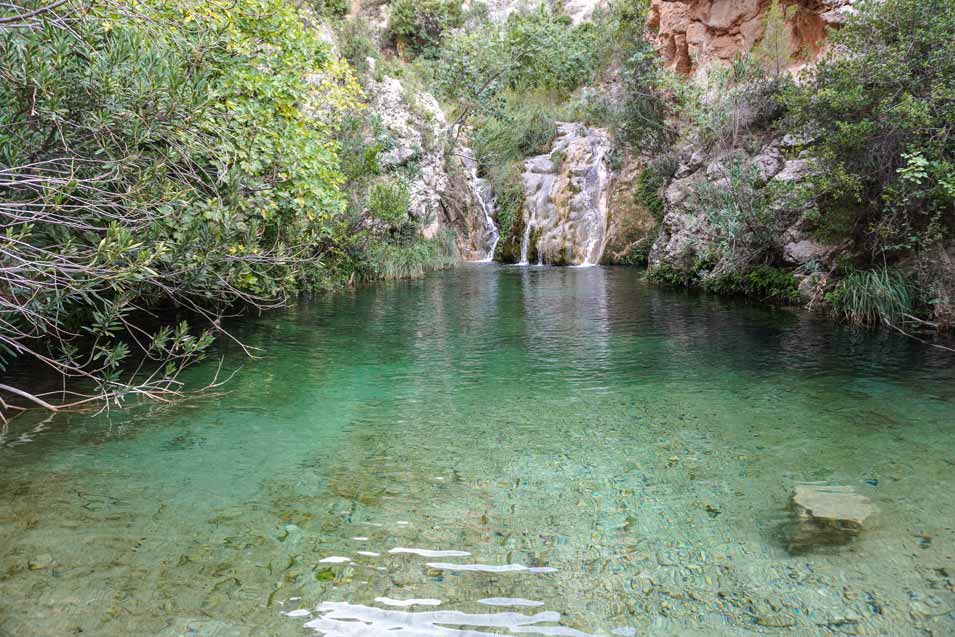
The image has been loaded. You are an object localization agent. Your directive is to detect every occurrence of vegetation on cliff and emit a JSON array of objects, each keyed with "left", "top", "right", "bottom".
[
  {"left": 785, "top": 0, "right": 955, "bottom": 325},
  {"left": 643, "top": 0, "right": 954, "bottom": 328}
]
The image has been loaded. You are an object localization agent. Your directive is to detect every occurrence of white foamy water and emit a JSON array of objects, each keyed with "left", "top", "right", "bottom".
[
  {"left": 388, "top": 547, "right": 471, "bottom": 558},
  {"left": 318, "top": 556, "right": 351, "bottom": 564},
  {"left": 356, "top": 551, "right": 380, "bottom": 557},
  {"left": 460, "top": 146, "right": 500, "bottom": 261},
  {"left": 425, "top": 562, "right": 558, "bottom": 573}
]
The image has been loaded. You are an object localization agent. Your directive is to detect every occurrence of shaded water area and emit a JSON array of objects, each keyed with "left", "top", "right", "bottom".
[{"left": 2, "top": 265, "right": 955, "bottom": 636}]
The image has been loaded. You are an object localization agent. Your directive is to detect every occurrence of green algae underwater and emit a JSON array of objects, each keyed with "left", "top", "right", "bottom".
[{"left": 1, "top": 264, "right": 954, "bottom": 636}]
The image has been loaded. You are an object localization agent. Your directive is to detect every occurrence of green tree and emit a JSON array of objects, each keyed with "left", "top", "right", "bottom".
[
  {"left": 387, "top": 0, "right": 462, "bottom": 59},
  {"left": 0, "top": 0, "right": 361, "bottom": 410},
  {"left": 752, "top": 0, "right": 795, "bottom": 77}
]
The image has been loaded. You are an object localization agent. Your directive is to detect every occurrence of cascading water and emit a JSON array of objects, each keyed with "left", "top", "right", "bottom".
[
  {"left": 518, "top": 206, "right": 536, "bottom": 266},
  {"left": 461, "top": 149, "right": 500, "bottom": 261}
]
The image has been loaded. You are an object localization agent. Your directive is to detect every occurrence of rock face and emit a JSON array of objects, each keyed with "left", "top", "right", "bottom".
[
  {"left": 444, "top": 149, "right": 501, "bottom": 261},
  {"left": 913, "top": 240, "right": 955, "bottom": 328},
  {"left": 366, "top": 75, "right": 498, "bottom": 259},
  {"left": 648, "top": 0, "right": 854, "bottom": 76},
  {"left": 517, "top": 123, "right": 613, "bottom": 266},
  {"left": 367, "top": 76, "right": 448, "bottom": 238},
  {"left": 602, "top": 153, "right": 659, "bottom": 264},
  {"left": 648, "top": 139, "right": 832, "bottom": 283}
]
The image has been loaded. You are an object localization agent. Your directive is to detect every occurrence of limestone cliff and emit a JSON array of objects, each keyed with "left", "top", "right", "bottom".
[
  {"left": 602, "top": 153, "right": 659, "bottom": 265},
  {"left": 648, "top": 136, "right": 840, "bottom": 301},
  {"left": 516, "top": 123, "right": 613, "bottom": 266},
  {"left": 365, "top": 75, "right": 498, "bottom": 260},
  {"left": 648, "top": 0, "right": 853, "bottom": 76}
]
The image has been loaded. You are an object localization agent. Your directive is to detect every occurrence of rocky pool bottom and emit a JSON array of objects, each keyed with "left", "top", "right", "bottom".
[{"left": 1, "top": 265, "right": 953, "bottom": 636}]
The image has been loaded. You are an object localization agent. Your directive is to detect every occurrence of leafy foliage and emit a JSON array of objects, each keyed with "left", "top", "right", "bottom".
[
  {"left": 752, "top": 0, "right": 796, "bottom": 77},
  {"left": 635, "top": 156, "right": 677, "bottom": 221},
  {"left": 337, "top": 17, "right": 380, "bottom": 75},
  {"left": 436, "top": 6, "right": 605, "bottom": 119},
  {"left": 783, "top": 0, "right": 955, "bottom": 261},
  {"left": 366, "top": 179, "right": 411, "bottom": 226},
  {"left": 703, "top": 266, "right": 800, "bottom": 304},
  {"left": 308, "top": 0, "right": 349, "bottom": 17},
  {"left": 689, "top": 160, "right": 784, "bottom": 265},
  {"left": 605, "top": 0, "right": 678, "bottom": 152},
  {"left": 687, "top": 55, "right": 790, "bottom": 152},
  {"left": 471, "top": 97, "right": 560, "bottom": 244},
  {"left": 0, "top": 0, "right": 362, "bottom": 406},
  {"left": 387, "top": 0, "right": 463, "bottom": 59}
]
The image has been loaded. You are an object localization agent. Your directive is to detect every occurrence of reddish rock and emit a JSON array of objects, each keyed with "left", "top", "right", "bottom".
[{"left": 648, "top": 0, "right": 853, "bottom": 76}]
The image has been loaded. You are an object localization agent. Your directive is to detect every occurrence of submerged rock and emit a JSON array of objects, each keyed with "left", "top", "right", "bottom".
[
  {"left": 793, "top": 485, "right": 877, "bottom": 529},
  {"left": 789, "top": 485, "right": 877, "bottom": 552},
  {"left": 518, "top": 123, "right": 613, "bottom": 266}
]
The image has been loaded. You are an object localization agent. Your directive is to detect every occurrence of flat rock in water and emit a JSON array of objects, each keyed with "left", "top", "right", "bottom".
[{"left": 792, "top": 485, "right": 877, "bottom": 530}]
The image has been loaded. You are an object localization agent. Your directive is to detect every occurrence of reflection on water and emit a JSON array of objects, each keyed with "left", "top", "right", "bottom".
[
  {"left": 1, "top": 264, "right": 954, "bottom": 636},
  {"left": 304, "top": 602, "right": 593, "bottom": 637}
]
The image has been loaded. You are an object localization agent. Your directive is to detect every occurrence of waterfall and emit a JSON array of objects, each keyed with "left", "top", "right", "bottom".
[
  {"left": 517, "top": 123, "right": 611, "bottom": 267},
  {"left": 518, "top": 207, "right": 534, "bottom": 266},
  {"left": 461, "top": 149, "right": 500, "bottom": 261}
]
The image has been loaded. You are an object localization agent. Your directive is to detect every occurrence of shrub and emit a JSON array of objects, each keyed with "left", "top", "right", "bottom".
[
  {"left": 647, "top": 264, "right": 699, "bottom": 288},
  {"left": 826, "top": 268, "right": 913, "bottom": 326},
  {"left": 609, "top": 0, "right": 678, "bottom": 152},
  {"left": 635, "top": 156, "right": 677, "bottom": 221},
  {"left": 309, "top": 0, "right": 348, "bottom": 17},
  {"left": 0, "top": 0, "right": 361, "bottom": 405},
  {"left": 703, "top": 266, "right": 800, "bottom": 304},
  {"left": 503, "top": 7, "right": 605, "bottom": 94},
  {"left": 362, "top": 229, "right": 459, "bottom": 280},
  {"left": 472, "top": 98, "right": 558, "bottom": 168},
  {"left": 783, "top": 0, "right": 955, "bottom": 261},
  {"left": 337, "top": 17, "right": 379, "bottom": 75},
  {"left": 487, "top": 164, "right": 526, "bottom": 251},
  {"left": 435, "top": 6, "right": 604, "bottom": 117},
  {"left": 387, "top": 0, "right": 462, "bottom": 59},
  {"left": 366, "top": 179, "right": 411, "bottom": 226},
  {"left": 470, "top": 96, "right": 560, "bottom": 244},
  {"left": 688, "top": 55, "right": 790, "bottom": 152},
  {"left": 752, "top": 0, "right": 797, "bottom": 77},
  {"left": 689, "top": 160, "right": 780, "bottom": 264}
]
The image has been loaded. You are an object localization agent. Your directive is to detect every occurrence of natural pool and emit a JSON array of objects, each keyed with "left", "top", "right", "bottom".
[{"left": 1, "top": 264, "right": 954, "bottom": 636}]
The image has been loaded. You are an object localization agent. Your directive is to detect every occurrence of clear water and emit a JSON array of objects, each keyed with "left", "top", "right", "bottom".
[{"left": 1, "top": 265, "right": 954, "bottom": 636}]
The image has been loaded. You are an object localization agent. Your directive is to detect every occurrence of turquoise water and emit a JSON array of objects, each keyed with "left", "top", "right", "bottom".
[{"left": 1, "top": 264, "right": 954, "bottom": 636}]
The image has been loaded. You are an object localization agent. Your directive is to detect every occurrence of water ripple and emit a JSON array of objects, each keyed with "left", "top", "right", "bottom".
[{"left": 303, "top": 602, "right": 593, "bottom": 637}]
